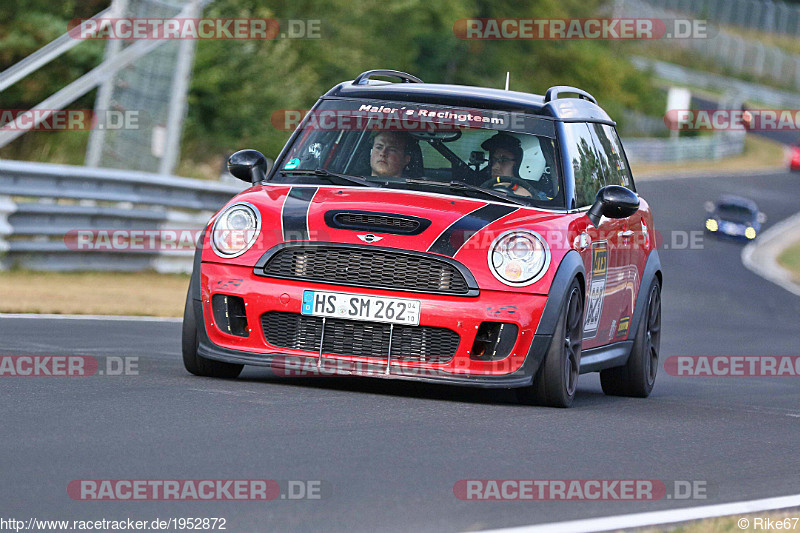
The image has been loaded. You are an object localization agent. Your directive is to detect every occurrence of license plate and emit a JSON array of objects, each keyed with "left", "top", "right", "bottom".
[{"left": 301, "top": 290, "right": 420, "bottom": 326}]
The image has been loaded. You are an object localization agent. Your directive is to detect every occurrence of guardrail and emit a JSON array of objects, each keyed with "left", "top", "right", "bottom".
[
  {"left": 0, "top": 136, "right": 747, "bottom": 273},
  {"left": 630, "top": 57, "right": 800, "bottom": 108},
  {"left": 620, "top": 109, "right": 669, "bottom": 137},
  {"left": 622, "top": 131, "right": 746, "bottom": 163},
  {"left": 0, "top": 159, "right": 243, "bottom": 273}
]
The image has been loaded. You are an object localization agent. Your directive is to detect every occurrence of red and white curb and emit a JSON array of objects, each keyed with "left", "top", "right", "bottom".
[{"left": 742, "top": 211, "right": 800, "bottom": 297}]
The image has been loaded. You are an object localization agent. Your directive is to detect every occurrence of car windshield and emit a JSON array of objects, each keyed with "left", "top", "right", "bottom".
[
  {"left": 271, "top": 99, "right": 564, "bottom": 209},
  {"left": 717, "top": 203, "right": 754, "bottom": 222}
]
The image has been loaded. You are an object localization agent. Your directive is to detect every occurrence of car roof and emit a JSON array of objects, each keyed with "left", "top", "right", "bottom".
[
  {"left": 717, "top": 194, "right": 758, "bottom": 210},
  {"left": 323, "top": 78, "right": 614, "bottom": 124}
]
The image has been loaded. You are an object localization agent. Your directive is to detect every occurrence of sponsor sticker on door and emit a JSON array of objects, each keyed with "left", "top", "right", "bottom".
[{"left": 583, "top": 241, "right": 608, "bottom": 338}]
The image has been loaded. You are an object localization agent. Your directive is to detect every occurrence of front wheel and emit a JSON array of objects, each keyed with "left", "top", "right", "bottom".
[
  {"left": 182, "top": 291, "right": 243, "bottom": 379},
  {"left": 517, "top": 279, "right": 583, "bottom": 408},
  {"left": 600, "top": 278, "right": 661, "bottom": 397}
]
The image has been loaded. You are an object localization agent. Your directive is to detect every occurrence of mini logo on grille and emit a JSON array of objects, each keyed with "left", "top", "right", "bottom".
[{"left": 357, "top": 234, "right": 383, "bottom": 243}]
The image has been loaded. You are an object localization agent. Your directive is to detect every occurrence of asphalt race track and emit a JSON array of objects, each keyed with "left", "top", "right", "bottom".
[{"left": 2, "top": 171, "right": 800, "bottom": 532}]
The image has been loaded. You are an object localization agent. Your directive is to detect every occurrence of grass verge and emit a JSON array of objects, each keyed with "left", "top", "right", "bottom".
[
  {"left": 0, "top": 271, "right": 190, "bottom": 317},
  {"left": 777, "top": 240, "right": 800, "bottom": 283},
  {"left": 633, "top": 134, "right": 786, "bottom": 179}
]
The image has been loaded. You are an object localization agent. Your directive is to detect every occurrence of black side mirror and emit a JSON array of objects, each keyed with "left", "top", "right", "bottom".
[
  {"left": 228, "top": 149, "right": 269, "bottom": 184},
  {"left": 587, "top": 185, "right": 640, "bottom": 227}
]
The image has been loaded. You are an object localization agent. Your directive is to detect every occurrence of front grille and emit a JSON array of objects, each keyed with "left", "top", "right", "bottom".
[
  {"left": 260, "top": 246, "right": 472, "bottom": 295},
  {"left": 261, "top": 312, "right": 460, "bottom": 363},
  {"left": 336, "top": 213, "right": 419, "bottom": 231}
]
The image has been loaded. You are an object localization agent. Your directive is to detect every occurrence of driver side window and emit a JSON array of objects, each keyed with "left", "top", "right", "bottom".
[
  {"left": 563, "top": 122, "right": 606, "bottom": 209},
  {"left": 590, "top": 124, "right": 634, "bottom": 191}
]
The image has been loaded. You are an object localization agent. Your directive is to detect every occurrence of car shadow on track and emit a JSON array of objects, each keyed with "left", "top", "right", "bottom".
[{"left": 217, "top": 367, "right": 619, "bottom": 407}]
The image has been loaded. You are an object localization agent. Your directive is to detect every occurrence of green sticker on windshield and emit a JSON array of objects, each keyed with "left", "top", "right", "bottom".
[{"left": 284, "top": 158, "right": 299, "bottom": 170}]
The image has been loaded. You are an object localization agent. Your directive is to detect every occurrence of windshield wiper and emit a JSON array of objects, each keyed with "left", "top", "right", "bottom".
[
  {"left": 281, "top": 169, "right": 380, "bottom": 187},
  {"left": 403, "top": 178, "right": 526, "bottom": 206}
]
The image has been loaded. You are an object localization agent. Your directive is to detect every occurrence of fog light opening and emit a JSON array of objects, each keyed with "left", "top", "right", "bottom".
[
  {"left": 470, "top": 322, "right": 519, "bottom": 362},
  {"left": 211, "top": 294, "right": 249, "bottom": 337}
]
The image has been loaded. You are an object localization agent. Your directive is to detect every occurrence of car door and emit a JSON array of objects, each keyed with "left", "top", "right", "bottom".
[
  {"left": 589, "top": 123, "right": 641, "bottom": 341},
  {"left": 560, "top": 122, "right": 622, "bottom": 349}
]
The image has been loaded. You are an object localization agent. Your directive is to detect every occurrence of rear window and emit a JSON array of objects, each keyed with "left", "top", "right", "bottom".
[{"left": 718, "top": 204, "right": 754, "bottom": 221}]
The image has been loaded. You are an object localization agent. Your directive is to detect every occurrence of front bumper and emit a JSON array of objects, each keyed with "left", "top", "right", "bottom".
[
  {"left": 196, "top": 262, "right": 553, "bottom": 387},
  {"left": 706, "top": 228, "right": 755, "bottom": 242}
]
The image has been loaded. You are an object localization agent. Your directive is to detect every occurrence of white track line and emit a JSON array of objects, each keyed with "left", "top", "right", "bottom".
[
  {"left": 478, "top": 493, "right": 800, "bottom": 533},
  {"left": 0, "top": 313, "right": 181, "bottom": 322}
]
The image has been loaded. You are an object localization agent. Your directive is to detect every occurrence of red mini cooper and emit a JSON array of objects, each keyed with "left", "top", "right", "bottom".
[{"left": 182, "top": 70, "right": 662, "bottom": 407}]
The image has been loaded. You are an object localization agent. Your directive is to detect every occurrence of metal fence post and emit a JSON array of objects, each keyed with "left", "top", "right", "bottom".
[
  {"left": 721, "top": 0, "right": 734, "bottom": 26},
  {"left": 752, "top": 0, "right": 764, "bottom": 32},
  {"left": 732, "top": 37, "right": 746, "bottom": 73},
  {"left": 793, "top": 57, "right": 800, "bottom": 91},
  {"left": 769, "top": 48, "right": 785, "bottom": 84},
  {"left": 753, "top": 42, "right": 767, "bottom": 78},
  {"left": 86, "top": 0, "right": 128, "bottom": 168},
  {"left": 0, "top": 196, "right": 16, "bottom": 266},
  {"left": 736, "top": 0, "right": 748, "bottom": 28},
  {"left": 158, "top": 0, "right": 201, "bottom": 176},
  {"left": 764, "top": 0, "right": 776, "bottom": 33}
]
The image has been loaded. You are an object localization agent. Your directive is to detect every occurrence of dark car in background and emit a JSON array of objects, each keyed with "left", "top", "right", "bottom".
[{"left": 704, "top": 195, "right": 765, "bottom": 241}]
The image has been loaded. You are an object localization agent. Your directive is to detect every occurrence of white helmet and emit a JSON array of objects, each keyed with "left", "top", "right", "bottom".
[{"left": 517, "top": 135, "right": 546, "bottom": 181}]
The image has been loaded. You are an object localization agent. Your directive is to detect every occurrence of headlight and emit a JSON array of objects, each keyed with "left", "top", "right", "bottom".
[
  {"left": 706, "top": 219, "right": 718, "bottom": 232},
  {"left": 745, "top": 227, "right": 756, "bottom": 239},
  {"left": 210, "top": 202, "right": 261, "bottom": 258},
  {"left": 488, "top": 230, "right": 550, "bottom": 286}
]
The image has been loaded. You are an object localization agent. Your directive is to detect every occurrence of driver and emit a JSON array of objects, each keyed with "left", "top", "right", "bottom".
[
  {"left": 483, "top": 132, "right": 523, "bottom": 183},
  {"left": 370, "top": 131, "right": 411, "bottom": 178},
  {"left": 481, "top": 132, "right": 553, "bottom": 200}
]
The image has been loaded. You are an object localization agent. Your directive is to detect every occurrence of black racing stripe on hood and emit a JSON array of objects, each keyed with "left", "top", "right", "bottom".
[
  {"left": 282, "top": 187, "right": 318, "bottom": 241},
  {"left": 428, "top": 204, "right": 518, "bottom": 257}
]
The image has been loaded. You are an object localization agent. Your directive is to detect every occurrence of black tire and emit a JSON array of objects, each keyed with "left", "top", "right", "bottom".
[
  {"left": 517, "top": 279, "right": 583, "bottom": 408},
  {"left": 600, "top": 278, "right": 661, "bottom": 398},
  {"left": 182, "top": 290, "right": 244, "bottom": 379}
]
